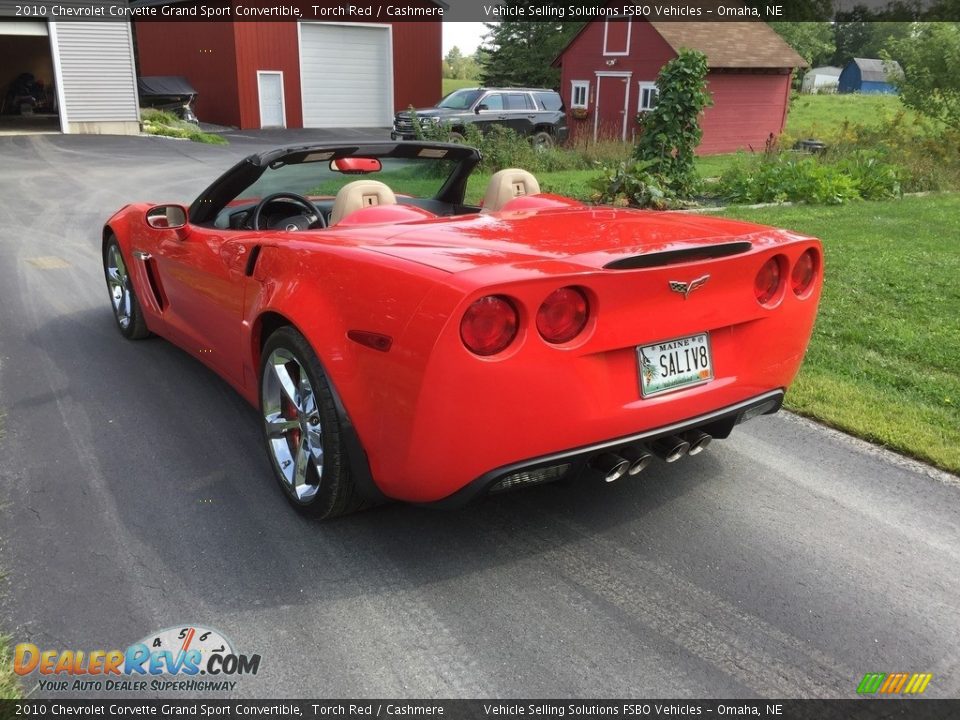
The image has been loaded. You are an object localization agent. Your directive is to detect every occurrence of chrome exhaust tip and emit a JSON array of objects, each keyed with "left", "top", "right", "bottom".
[
  {"left": 650, "top": 436, "right": 691, "bottom": 463},
  {"left": 591, "top": 453, "right": 631, "bottom": 482},
  {"left": 621, "top": 446, "right": 653, "bottom": 475},
  {"left": 683, "top": 430, "right": 713, "bottom": 456}
]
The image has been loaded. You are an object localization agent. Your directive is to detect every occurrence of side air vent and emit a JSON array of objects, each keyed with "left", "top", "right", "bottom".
[
  {"left": 604, "top": 241, "right": 752, "bottom": 270},
  {"left": 244, "top": 245, "right": 262, "bottom": 276}
]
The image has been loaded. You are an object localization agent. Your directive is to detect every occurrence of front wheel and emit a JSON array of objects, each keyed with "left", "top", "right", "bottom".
[
  {"left": 531, "top": 131, "right": 554, "bottom": 152},
  {"left": 448, "top": 130, "right": 466, "bottom": 143},
  {"left": 103, "top": 236, "right": 149, "bottom": 339},
  {"left": 259, "top": 326, "right": 365, "bottom": 518}
]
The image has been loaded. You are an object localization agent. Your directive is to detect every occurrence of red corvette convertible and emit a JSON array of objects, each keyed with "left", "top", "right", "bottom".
[{"left": 102, "top": 141, "right": 822, "bottom": 518}]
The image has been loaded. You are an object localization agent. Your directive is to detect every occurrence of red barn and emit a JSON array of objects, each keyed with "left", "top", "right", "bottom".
[
  {"left": 135, "top": 14, "right": 441, "bottom": 130},
  {"left": 552, "top": 20, "right": 806, "bottom": 154}
]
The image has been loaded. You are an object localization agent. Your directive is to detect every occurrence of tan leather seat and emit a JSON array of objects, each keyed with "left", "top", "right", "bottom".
[
  {"left": 330, "top": 180, "right": 397, "bottom": 226},
  {"left": 481, "top": 168, "right": 541, "bottom": 213}
]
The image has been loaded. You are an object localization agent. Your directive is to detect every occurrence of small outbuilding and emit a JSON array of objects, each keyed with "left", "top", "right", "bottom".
[
  {"left": 0, "top": 1, "right": 140, "bottom": 135},
  {"left": 552, "top": 19, "right": 806, "bottom": 155},
  {"left": 801, "top": 66, "right": 841, "bottom": 94},
  {"left": 838, "top": 58, "right": 903, "bottom": 95}
]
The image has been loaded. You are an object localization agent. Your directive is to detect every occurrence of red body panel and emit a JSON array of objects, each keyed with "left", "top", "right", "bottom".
[
  {"left": 557, "top": 19, "right": 794, "bottom": 154},
  {"left": 105, "top": 201, "right": 821, "bottom": 504}
]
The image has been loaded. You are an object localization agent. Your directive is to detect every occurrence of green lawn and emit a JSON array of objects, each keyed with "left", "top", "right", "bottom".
[
  {"left": 785, "top": 93, "right": 920, "bottom": 141},
  {"left": 442, "top": 78, "right": 479, "bottom": 97},
  {"left": 719, "top": 194, "right": 960, "bottom": 474}
]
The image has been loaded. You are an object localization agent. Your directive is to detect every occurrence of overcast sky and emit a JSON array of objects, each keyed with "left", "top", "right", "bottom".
[{"left": 442, "top": 22, "right": 490, "bottom": 56}]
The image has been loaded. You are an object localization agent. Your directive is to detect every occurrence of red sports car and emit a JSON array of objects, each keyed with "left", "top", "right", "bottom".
[{"left": 102, "top": 141, "right": 822, "bottom": 518}]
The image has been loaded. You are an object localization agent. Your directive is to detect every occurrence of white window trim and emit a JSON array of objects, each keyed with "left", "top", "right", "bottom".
[
  {"left": 570, "top": 80, "right": 590, "bottom": 109},
  {"left": 603, "top": 19, "right": 632, "bottom": 57},
  {"left": 257, "top": 70, "right": 287, "bottom": 129},
  {"left": 637, "top": 81, "right": 658, "bottom": 112}
]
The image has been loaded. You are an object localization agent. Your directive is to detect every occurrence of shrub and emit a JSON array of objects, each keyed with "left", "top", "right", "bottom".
[
  {"left": 140, "top": 108, "right": 227, "bottom": 145},
  {"left": 717, "top": 151, "right": 902, "bottom": 205},
  {"left": 633, "top": 49, "right": 712, "bottom": 197},
  {"left": 590, "top": 159, "right": 675, "bottom": 210}
]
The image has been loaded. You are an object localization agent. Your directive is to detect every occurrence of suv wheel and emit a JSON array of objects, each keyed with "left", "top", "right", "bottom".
[{"left": 532, "top": 131, "right": 554, "bottom": 151}]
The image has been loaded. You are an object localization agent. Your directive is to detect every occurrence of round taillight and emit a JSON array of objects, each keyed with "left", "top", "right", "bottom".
[
  {"left": 754, "top": 257, "right": 782, "bottom": 305},
  {"left": 792, "top": 249, "right": 818, "bottom": 297},
  {"left": 460, "top": 295, "right": 519, "bottom": 356},
  {"left": 537, "top": 286, "right": 589, "bottom": 344}
]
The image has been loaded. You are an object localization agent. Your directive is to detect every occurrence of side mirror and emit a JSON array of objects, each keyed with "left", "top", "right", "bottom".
[
  {"left": 145, "top": 204, "right": 188, "bottom": 230},
  {"left": 475, "top": 103, "right": 487, "bottom": 113}
]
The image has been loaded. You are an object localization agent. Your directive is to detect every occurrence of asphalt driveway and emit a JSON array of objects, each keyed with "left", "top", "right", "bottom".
[{"left": 1, "top": 132, "right": 958, "bottom": 699}]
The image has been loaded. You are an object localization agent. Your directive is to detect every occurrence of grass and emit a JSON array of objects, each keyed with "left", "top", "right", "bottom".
[
  {"left": 442, "top": 78, "right": 479, "bottom": 96},
  {"left": 719, "top": 194, "right": 960, "bottom": 474},
  {"left": 785, "top": 93, "right": 923, "bottom": 142},
  {"left": 1, "top": 633, "right": 20, "bottom": 699},
  {"left": 140, "top": 108, "right": 228, "bottom": 146}
]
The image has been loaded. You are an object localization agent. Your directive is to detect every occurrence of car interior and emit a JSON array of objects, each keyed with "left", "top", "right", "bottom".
[{"left": 215, "top": 167, "right": 547, "bottom": 231}]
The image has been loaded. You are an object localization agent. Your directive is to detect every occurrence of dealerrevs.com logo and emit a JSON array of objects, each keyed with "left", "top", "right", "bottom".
[{"left": 14, "top": 625, "right": 261, "bottom": 693}]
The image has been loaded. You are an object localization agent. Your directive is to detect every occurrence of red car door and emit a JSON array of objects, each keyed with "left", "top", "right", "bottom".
[{"left": 152, "top": 226, "right": 256, "bottom": 385}]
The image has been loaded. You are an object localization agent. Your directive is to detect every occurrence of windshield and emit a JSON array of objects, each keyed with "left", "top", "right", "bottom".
[
  {"left": 437, "top": 89, "right": 483, "bottom": 110},
  {"left": 233, "top": 156, "right": 457, "bottom": 204}
]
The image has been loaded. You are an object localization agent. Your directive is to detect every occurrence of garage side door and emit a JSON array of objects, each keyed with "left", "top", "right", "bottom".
[{"left": 299, "top": 23, "right": 392, "bottom": 128}]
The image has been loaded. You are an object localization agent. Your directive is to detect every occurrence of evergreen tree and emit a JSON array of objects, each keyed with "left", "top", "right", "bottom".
[{"left": 480, "top": 14, "right": 582, "bottom": 88}]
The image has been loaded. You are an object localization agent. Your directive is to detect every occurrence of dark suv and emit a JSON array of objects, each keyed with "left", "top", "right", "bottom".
[{"left": 392, "top": 87, "right": 568, "bottom": 149}]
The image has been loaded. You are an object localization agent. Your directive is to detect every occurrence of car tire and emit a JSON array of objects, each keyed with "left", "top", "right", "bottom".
[
  {"left": 448, "top": 131, "right": 466, "bottom": 143},
  {"left": 259, "top": 326, "right": 366, "bottom": 519},
  {"left": 531, "top": 131, "right": 554, "bottom": 151},
  {"left": 103, "top": 236, "right": 150, "bottom": 340}
]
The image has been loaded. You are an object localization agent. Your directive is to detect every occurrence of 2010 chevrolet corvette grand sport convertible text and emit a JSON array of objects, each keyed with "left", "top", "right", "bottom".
[{"left": 102, "top": 141, "right": 822, "bottom": 518}]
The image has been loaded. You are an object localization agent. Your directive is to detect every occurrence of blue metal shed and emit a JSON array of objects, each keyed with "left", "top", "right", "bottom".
[{"left": 838, "top": 58, "right": 903, "bottom": 94}]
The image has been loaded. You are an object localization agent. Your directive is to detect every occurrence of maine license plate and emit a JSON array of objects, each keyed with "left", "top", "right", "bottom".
[{"left": 637, "top": 333, "right": 714, "bottom": 397}]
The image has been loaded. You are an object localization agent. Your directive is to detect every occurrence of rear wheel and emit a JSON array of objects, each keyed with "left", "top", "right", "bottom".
[
  {"left": 531, "top": 131, "right": 554, "bottom": 152},
  {"left": 448, "top": 130, "right": 465, "bottom": 143},
  {"left": 259, "top": 326, "right": 364, "bottom": 518},
  {"left": 103, "top": 236, "right": 149, "bottom": 340}
]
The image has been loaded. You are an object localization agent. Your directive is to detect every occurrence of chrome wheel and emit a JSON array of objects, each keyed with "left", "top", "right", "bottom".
[
  {"left": 261, "top": 348, "right": 323, "bottom": 501},
  {"left": 106, "top": 244, "right": 131, "bottom": 329}
]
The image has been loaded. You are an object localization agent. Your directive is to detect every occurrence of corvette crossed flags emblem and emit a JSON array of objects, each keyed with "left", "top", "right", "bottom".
[{"left": 668, "top": 274, "right": 710, "bottom": 300}]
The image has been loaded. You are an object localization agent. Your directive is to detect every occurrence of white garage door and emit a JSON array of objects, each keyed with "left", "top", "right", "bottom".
[{"left": 299, "top": 23, "right": 392, "bottom": 128}]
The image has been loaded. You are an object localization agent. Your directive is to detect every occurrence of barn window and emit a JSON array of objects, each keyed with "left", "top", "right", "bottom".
[
  {"left": 571, "top": 81, "right": 589, "bottom": 109},
  {"left": 638, "top": 82, "right": 658, "bottom": 111}
]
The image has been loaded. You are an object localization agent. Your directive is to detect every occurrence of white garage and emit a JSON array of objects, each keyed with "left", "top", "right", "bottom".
[
  {"left": 298, "top": 22, "right": 393, "bottom": 129},
  {"left": 0, "top": 2, "right": 140, "bottom": 135}
]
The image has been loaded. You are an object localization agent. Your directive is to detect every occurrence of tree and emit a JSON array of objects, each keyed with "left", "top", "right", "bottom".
[
  {"left": 769, "top": 22, "right": 835, "bottom": 69},
  {"left": 443, "top": 46, "right": 480, "bottom": 81},
  {"left": 886, "top": 23, "right": 960, "bottom": 129},
  {"left": 633, "top": 50, "right": 712, "bottom": 197},
  {"left": 479, "top": 13, "right": 581, "bottom": 88}
]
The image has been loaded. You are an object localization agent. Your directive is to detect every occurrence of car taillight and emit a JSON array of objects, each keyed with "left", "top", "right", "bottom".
[
  {"left": 791, "top": 249, "right": 818, "bottom": 297},
  {"left": 537, "top": 286, "right": 589, "bottom": 344},
  {"left": 754, "top": 257, "right": 783, "bottom": 305},
  {"left": 460, "top": 295, "right": 519, "bottom": 356}
]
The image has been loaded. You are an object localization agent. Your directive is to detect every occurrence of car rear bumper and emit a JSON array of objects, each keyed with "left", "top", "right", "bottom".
[{"left": 427, "top": 389, "right": 784, "bottom": 507}]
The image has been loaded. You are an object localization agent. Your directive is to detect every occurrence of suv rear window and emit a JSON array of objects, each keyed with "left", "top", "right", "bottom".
[{"left": 534, "top": 91, "right": 564, "bottom": 112}]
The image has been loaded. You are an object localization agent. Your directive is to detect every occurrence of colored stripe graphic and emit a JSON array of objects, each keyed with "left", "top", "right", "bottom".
[
  {"left": 857, "top": 673, "right": 886, "bottom": 694},
  {"left": 857, "top": 672, "right": 932, "bottom": 695}
]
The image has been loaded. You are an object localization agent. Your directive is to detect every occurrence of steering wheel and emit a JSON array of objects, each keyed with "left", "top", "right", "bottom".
[{"left": 251, "top": 192, "right": 326, "bottom": 231}]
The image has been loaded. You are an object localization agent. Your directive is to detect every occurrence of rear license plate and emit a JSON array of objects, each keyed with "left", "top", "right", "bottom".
[{"left": 637, "top": 333, "right": 714, "bottom": 398}]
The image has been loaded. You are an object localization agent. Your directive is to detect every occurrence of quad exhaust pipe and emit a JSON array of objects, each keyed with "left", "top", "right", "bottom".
[
  {"left": 592, "top": 453, "right": 631, "bottom": 482},
  {"left": 591, "top": 431, "right": 713, "bottom": 480},
  {"left": 650, "top": 435, "right": 691, "bottom": 463},
  {"left": 621, "top": 446, "right": 653, "bottom": 475},
  {"left": 682, "top": 430, "right": 713, "bottom": 456}
]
